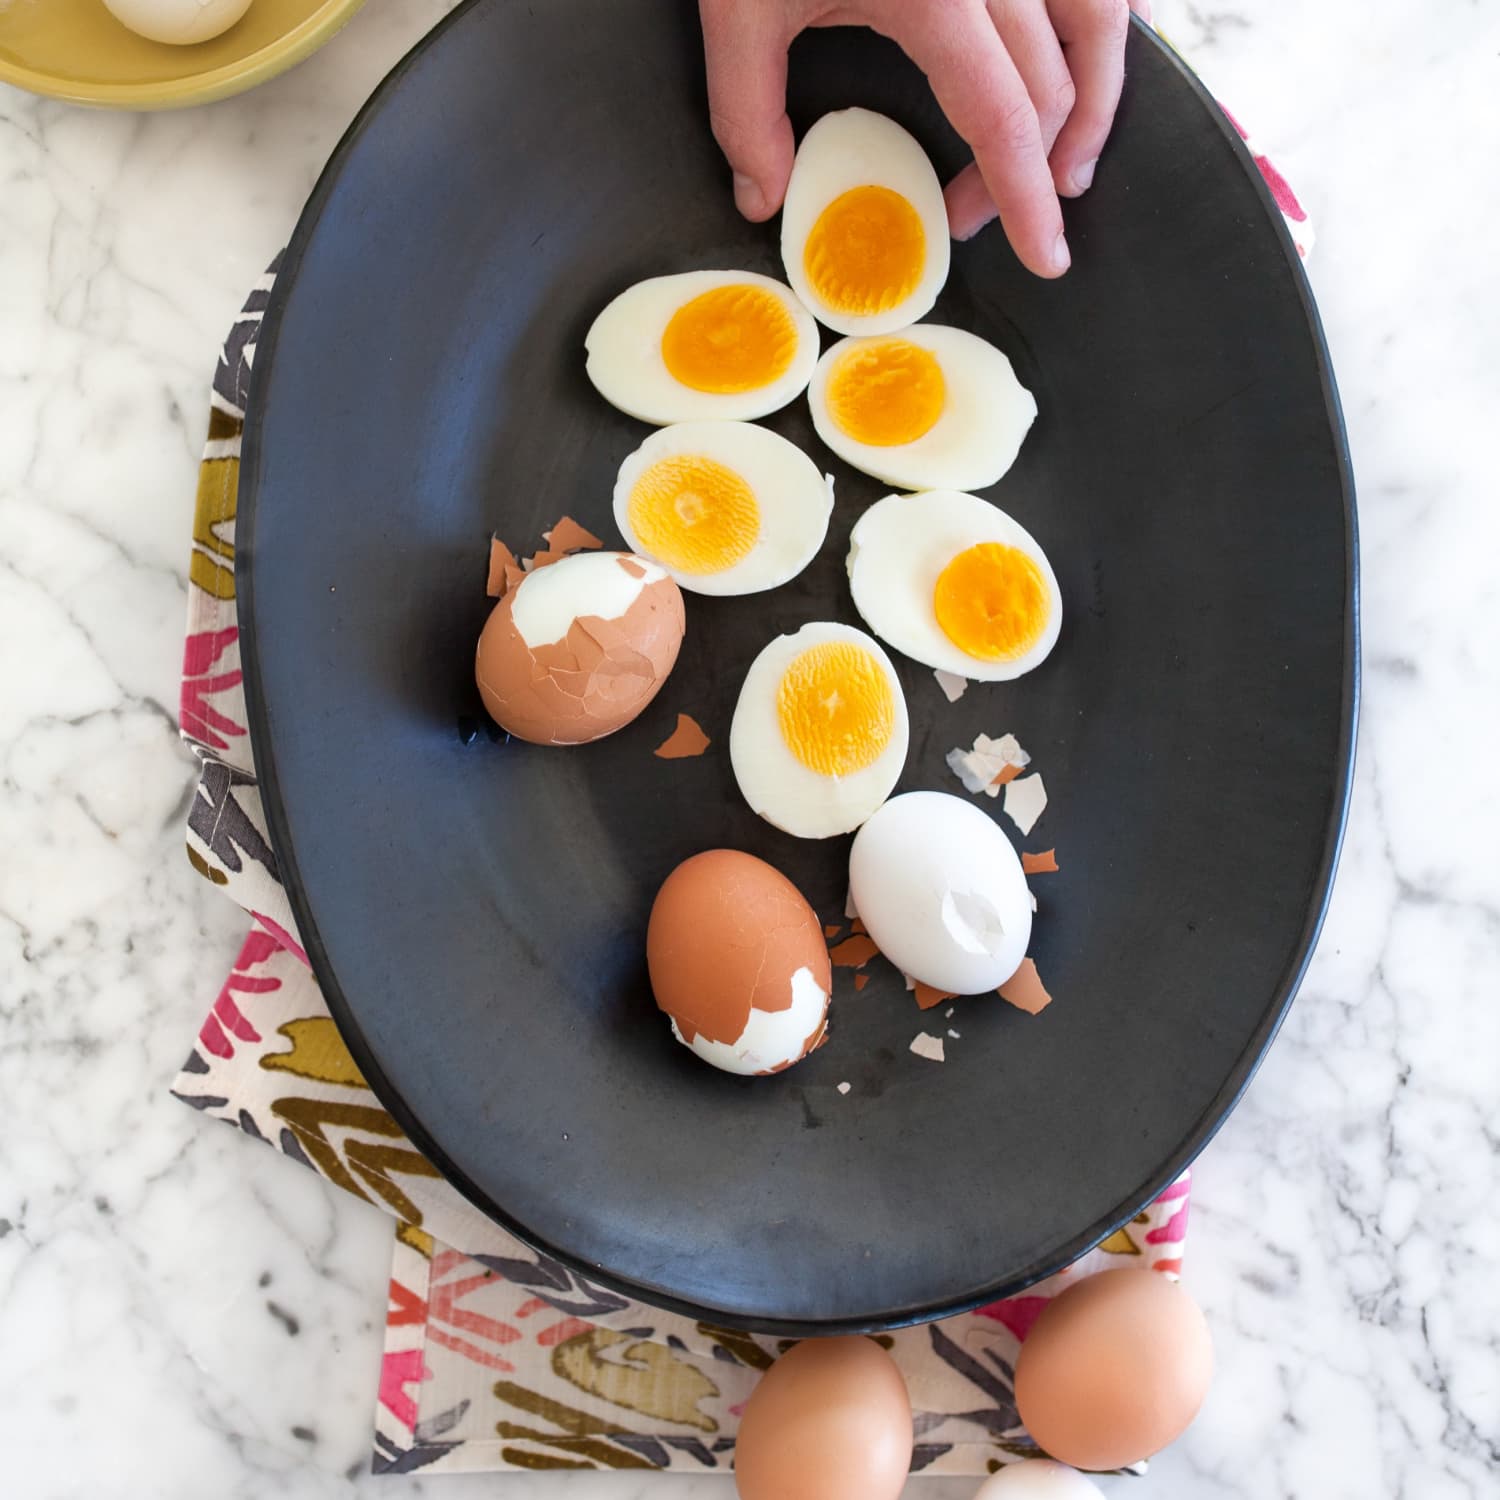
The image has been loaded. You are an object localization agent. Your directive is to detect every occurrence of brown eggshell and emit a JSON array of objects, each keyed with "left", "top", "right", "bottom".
[
  {"left": 647, "top": 849, "right": 830, "bottom": 1066},
  {"left": 735, "top": 1337, "right": 912, "bottom": 1500},
  {"left": 475, "top": 552, "right": 684, "bottom": 745},
  {"left": 1015, "top": 1268, "right": 1213, "bottom": 1471}
]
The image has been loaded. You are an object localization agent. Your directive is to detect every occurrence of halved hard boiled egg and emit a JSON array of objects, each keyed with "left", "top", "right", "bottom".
[
  {"left": 781, "top": 109, "right": 949, "bottom": 337},
  {"left": 809, "top": 325, "right": 1036, "bottom": 491},
  {"left": 585, "top": 270, "right": 818, "bottom": 424},
  {"left": 848, "top": 491, "right": 1061, "bottom": 681},
  {"left": 730, "top": 622, "right": 909, "bottom": 839},
  {"left": 613, "top": 421, "right": 833, "bottom": 595}
]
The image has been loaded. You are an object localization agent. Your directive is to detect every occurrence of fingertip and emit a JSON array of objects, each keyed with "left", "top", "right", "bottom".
[
  {"left": 732, "top": 172, "right": 770, "bottom": 221},
  {"left": 944, "top": 167, "right": 998, "bottom": 242},
  {"left": 1053, "top": 157, "right": 1097, "bottom": 199}
]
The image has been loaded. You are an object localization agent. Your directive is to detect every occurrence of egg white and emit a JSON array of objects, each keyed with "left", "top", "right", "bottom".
[
  {"left": 781, "top": 108, "right": 950, "bottom": 337},
  {"left": 849, "top": 791, "right": 1032, "bottom": 994},
  {"left": 809, "top": 324, "right": 1037, "bottom": 491},
  {"left": 612, "top": 421, "right": 833, "bottom": 596},
  {"left": 730, "top": 621, "right": 909, "bottom": 839},
  {"left": 847, "top": 490, "right": 1062, "bottom": 681},
  {"left": 585, "top": 269, "right": 819, "bottom": 424}
]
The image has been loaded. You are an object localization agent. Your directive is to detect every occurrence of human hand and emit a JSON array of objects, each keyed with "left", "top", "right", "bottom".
[{"left": 699, "top": 0, "right": 1147, "bottom": 278}]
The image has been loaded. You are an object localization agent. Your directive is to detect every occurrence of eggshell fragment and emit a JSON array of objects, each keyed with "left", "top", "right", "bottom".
[
  {"left": 853, "top": 973, "right": 870, "bottom": 992},
  {"left": 654, "top": 713, "right": 711, "bottom": 759},
  {"left": 829, "top": 934, "right": 880, "bottom": 969},
  {"left": 1014, "top": 1269, "right": 1212, "bottom": 1471},
  {"left": 1022, "top": 849, "right": 1059, "bottom": 874},
  {"left": 914, "top": 982, "right": 956, "bottom": 1011},
  {"left": 543, "top": 516, "right": 604, "bottom": 554},
  {"left": 1005, "top": 773, "right": 1048, "bottom": 835},
  {"left": 648, "top": 850, "right": 830, "bottom": 1076},
  {"left": 486, "top": 536, "right": 522, "bottom": 598},
  {"left": 998, "top": 958, "right": 1052, "bottom": 1015},
  {"left": 947, "top": 732, "right": 1030, "bottom": 797},
  {"left": 735, "top": 1337, "right": 912, "bottom": 1500},
  {"left": 934, "top": 669, "right": 968, "bottom": 703},
  {"left": 909, "top": 1032, "right": 945, "bottom": 1062}
]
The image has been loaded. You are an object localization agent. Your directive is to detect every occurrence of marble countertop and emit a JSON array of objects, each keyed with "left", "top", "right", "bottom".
[{"left": 2, "top": 2, "right": 1496, "bottom": 1495}]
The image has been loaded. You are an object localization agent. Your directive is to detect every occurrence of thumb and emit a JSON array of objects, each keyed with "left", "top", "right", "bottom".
[{"left": 700, "top": 0, "right": 796, "bottom": 220}]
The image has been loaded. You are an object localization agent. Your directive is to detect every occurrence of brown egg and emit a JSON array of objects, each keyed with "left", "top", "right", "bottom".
[
  {"left": 1015, "top": 1268, "right": 1212, "bottom": 1471},
  {"left": 647, "top": 849, "right": 830, "bottom": 1076},
  {"left": 475, "top": 550, "right": 684, "bottom": 745},
  {"left": 735, "top": 1337, "right": 912, "bottom": 1500}
]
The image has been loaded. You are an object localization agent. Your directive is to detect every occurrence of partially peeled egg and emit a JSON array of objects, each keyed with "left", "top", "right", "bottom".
[
  {"left": 647, "top": 850, "right": 830, "bottom": 1076},
  {"left": 475, "top": 551, "right": 684, "bottom": 745}
]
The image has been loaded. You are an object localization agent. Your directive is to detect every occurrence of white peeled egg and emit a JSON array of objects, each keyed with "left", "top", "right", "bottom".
[
  {"left": 848, "top": 490, "right": 1062, "bottom": 681},
  {"left": 781, "top": 109, "right": 950, "bottom": 336},
  {"left": 809, "top": 324, "right": 1036, "bottom": 491},
  {"left": 101, "top": 0, "right": 253, "bottom": 44},
  {"left": 612, "top": 421, "right": 833, "bottom": 596},
  {"left": 971, "top": 1460, "right": 1107, "bottom": 1499},
  {"left": 585, "top": 270, "right": 819, "bottom": 424},
  {"left": 849, "top": 791, "right": 1031, "bottom": 994},
  {"left": 730, "top": 621, "right": 909, "bottom": 840}
]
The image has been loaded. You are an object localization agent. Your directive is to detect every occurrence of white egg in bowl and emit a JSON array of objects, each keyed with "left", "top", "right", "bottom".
[
  {"left": 612, "top": 421, "right": 833, "bottom": 596},
  {"left": 849, "top": 791, "right": 1032, "bottom": 994},
  {"left": 809, "top": 324, "right": 1037, "bottom": 491},
  {"left": 585, "top": 269, "right": 818, "bottom": 424},
  {"left": 847, "top": 489, "right": 1062, "bottom": 681},
  {"left": 730, "top": 621, "right": 909, "bottom": 840},
  {"left": 781, "top": 108, "right": 949, "bottom": 337}
]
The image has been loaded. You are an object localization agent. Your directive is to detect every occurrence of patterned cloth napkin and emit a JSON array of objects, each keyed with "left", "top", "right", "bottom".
[{"left": 170, "top": 72, "right": 1306, "bottom": 1477}]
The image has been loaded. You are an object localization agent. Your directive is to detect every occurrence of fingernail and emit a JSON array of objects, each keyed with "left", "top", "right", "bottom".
[
  {"left": 1051, "top": 230, "right": 1071, "bottom": 274},
  {"left": 733, "top": 171, "right": 766, "bottom": 219},
  {"left": 1072, "top": 158, "right": 1097, "bottom": 193}
]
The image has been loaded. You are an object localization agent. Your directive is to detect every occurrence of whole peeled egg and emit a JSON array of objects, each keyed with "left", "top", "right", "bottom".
[
  {"left": 849, "top": 791, "right": 1031, "bottom": 993},
  {"left": 648, "top": 850, "right": 830, "bottom": 1076},
  {"left": 1015, "top": 1269, "right": 1213, "bottom": 1471},
  {"left": 735, "top": 1337, "right": 912, "bottom": 1500},
  {"left": 971, "top": 1459, "right": 1106, "bottom": 1498},
  {"left": 475, "top": 550, "right": 684, "bottom": 745},
  {"left": 101, "top": 0, "right": 254, "bottom": 45}
]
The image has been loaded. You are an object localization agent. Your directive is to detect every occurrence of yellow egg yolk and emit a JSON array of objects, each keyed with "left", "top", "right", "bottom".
[
  {"left": 934, "top": 543, "right": 1050, "bottom": 661},
  {"left": 825, "top": 338, "right": 945, "bottom": 446},
  {"left": 776, "top": 641, "right": 895, "bottom": 776},
  {"left": 660, "top": 284, "right": 799, "bottom": 393},
  {"left": 803, "top": 185, "right": 926, "bottom": 317},
  {"left": 628, "top": 454, "right": 760, "bottom": 574}
]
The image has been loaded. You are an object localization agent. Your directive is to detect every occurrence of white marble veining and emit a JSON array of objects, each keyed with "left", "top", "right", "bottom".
[{"left": 1, "top": 1, "right": 1497, "bottom": 1495}]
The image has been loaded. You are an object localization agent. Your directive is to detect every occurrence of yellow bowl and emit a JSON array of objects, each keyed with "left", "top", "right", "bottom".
[{"left": 0, "top": 0, "right": 367, "bottom": 109}]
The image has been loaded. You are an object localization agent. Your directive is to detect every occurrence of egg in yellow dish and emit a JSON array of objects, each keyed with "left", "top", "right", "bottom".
[
  {"left": 730, "top": 621, "right": 909, "bottom": 839},
  {"left": 585, "top": 270, "right": 819, "bottom": 424},
  {"left": 612, "top": 421, "right": 833, "bottom": 595},
  {"left": 781, "top": 109, "right": 949, "bottom": 337},
  {"left": 809, "top": 324, "right": 1037, "bottom": 491},
  {"left": 847, "top": 490, "right": 1062, "bottom": 681}
]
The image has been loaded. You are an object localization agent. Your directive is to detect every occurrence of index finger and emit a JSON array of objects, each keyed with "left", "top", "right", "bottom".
[{"left": 890, "top": 0, "right": 1069, "bottom": 276}]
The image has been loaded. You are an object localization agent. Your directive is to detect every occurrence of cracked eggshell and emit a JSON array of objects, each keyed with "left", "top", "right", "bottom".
[
  {"left": 848, "top": 791, "right": 1032, "bottom": 994},
  {"left": 646, "top": 849, "right": 831, "bottom": 1076},
  {"left": 475, "top": 551, "right": 684, "bottom": 745}
]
